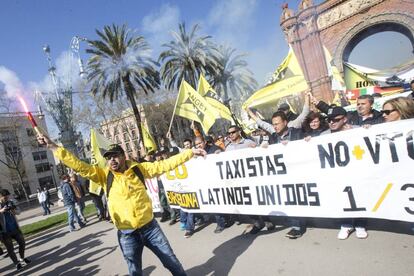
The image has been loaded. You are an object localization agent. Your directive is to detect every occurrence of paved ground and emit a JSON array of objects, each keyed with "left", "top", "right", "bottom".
[{"left": 1, "top": 212, "right": 413, "bottom": 276}]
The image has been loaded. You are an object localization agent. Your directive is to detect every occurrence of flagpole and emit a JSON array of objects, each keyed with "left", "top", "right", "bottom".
[{"left": 167, "top": 82, "right": 183, "bottom": 134}]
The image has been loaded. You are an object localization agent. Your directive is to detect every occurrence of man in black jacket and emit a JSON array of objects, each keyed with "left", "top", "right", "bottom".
[
  {"left": 0, "top": 189, "right": 31, "bottom": 271},
  {"left": 315, "top": 94, "right": 383, "bottom": 126}
]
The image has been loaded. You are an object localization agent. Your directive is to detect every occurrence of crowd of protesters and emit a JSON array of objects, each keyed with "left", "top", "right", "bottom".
[
  {"left": 144, "top": 87, "right": 414, "bottom": 241},
  {"left": 1, "top": 85, "right": 413, "bottom": 274}
]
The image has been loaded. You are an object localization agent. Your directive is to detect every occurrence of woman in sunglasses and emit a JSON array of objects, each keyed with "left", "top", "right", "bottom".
[{"left": 382, "top": 97, "right": 414, "bottom": 122}]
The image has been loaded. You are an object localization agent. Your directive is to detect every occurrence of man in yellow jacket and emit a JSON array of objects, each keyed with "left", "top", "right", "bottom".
[{"left": 38, "top": 133, "right": 206, "bottom": 276}]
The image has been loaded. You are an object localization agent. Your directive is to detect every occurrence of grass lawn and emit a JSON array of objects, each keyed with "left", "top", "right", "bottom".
[{"left": 20, "top": 204, "right": 97, "bottom": 237}]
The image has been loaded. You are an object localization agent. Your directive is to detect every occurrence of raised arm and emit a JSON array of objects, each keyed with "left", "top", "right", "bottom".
[
  {"left": 246, "top": 108, "right": 275, "bottom": 134},
  {"left": 288, "top": 91, "right": 310, "bottom": 129},
  {"left": 37, "top": 133, "right": 106, "bottom": 185}
]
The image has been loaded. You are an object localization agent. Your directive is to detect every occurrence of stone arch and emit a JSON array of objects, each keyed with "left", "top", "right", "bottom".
[{"left": 333, "top": 12, "right": 414, "bottom": 72}]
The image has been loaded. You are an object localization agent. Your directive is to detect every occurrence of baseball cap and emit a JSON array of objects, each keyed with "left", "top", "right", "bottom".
[
  {"left": 103, "top": 144, "right": 125, "bottom": 158},
  {"left": 278, "top": 103, "right": 290, "bottom": 111},
  {"left": 327, "top": 106, "right": 347, "bottom": 119}
]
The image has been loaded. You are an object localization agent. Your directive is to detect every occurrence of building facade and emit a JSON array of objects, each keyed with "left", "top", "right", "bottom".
[
  {"left": 0, "top": 112, "right": 58, "bottom": 199},
  {"left": 100, "top": 106, "right": 146, "bottom": 160}
]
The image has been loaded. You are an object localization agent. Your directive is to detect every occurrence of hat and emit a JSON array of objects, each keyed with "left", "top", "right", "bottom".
[
  {"left": 103, "top": 144, "right": 125, "bottom": 158},
  {"left": 278, "top": 103, "right": 290, "bottom": 111},
  {"left": 327, "top": 106, "right": 347, "bottom": 119}
]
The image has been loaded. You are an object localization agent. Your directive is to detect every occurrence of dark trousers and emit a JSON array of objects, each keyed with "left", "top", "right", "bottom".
[{"left": 1, "top": 229, "right": 26, "bottom": 264}]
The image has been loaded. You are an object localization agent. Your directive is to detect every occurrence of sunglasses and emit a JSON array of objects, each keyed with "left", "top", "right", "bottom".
[
  {"left": 327, "top": 116, "right": 344, "bottom": 123},
  {"left": 381, "top": 109, "right": 396, "bottom": 115},
  {"left": 227, "top": 130, "right": 238, "bottom": 135},
  {"left": 105, "top": 153, "right": 121, "bottom": 160}
]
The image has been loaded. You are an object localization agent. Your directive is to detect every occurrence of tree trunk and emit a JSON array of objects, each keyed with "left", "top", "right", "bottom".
[
  {"left": 122, "top": 75, "right": 146, "bottom": 156},
  {"left": 16, "top": 169, "right": 30, "bottom": 202}
]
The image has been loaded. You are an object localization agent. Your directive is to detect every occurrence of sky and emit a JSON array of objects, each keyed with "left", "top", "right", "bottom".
[{"left": 0, "top": 0, "right": 412, "bottom": 118}]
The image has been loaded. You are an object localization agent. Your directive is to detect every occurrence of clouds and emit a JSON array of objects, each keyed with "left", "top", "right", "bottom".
[
  {"left": 29, "top": 50, "right": 85, "bottom": 98},
  {"left": 206, "top": 0, "right": 258, "bottom": 47},
  {"left": 0, "top": 66, "right": 24, "bottom": 98},
  {"left": 141, "top": 3, "right": 181, "bottom": 52}
]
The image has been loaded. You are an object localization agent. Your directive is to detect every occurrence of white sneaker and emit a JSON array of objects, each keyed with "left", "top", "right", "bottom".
[
  {"left": 337, "top": 226, "right": 353, "bottom": 240},
  {"left": 355, "top": 227, "right": 368, "bottom": 239}
]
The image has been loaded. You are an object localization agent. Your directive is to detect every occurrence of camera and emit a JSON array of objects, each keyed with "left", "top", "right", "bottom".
[{"left": 2, "top": 201, "right": 14, "bottom": 212}]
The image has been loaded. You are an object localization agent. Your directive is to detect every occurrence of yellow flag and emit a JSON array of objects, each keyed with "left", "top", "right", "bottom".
[
  {"left": 89, "top": 129, "right": 113, "bottom": 195},
  {"left": 175, "top": 80, "right": 219, "bottom": 133},
  {"left": 141, "top": 123, "right": 157, "bottom": 153},
  {"left": 242, "top": 46, "right": 308, "bottom": 109},
  {"left": 197, "top": 75, "right": 234, "bottom": 122},
  {"left": 323, "top": 45, "right": 346, "bottom": 91}
]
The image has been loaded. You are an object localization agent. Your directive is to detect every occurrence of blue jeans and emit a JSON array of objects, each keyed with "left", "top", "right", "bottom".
[
  {"left": 66, "top": 204, "right": 85, "bottom": 231},
  {"left": 180, "top": 210, "right": 194, "bottom": 231},
  {"left": 117, "top": 219, "right": 186, "bottom": 276}
]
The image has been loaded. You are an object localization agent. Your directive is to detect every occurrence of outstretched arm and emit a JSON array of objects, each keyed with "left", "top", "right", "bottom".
[{"left": 37, "top": 133, "right": 106, "bottom": 185}]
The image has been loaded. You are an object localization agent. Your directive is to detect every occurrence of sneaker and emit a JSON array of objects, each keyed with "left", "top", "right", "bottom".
[
  {"left": 23, "top": 258, "right": 31, "bottom": 264},
  {"left": 337, "top": 226, "right": 354, "bottom": 240},
  {"left": 160, "top": 214, "right": 171, "bottom": 223},
  {"left": 16, "top": 263, "right": 23, "bottom": 271},
  {"left": 214, "top": 226, "right": 225, "bottom": 234},
  {"left": 285, "top": 228, "right": 302, "bottom": 239},
  {"left": 355, "top": 227, "right": 368, "bottom": 239},
  {"left": 248, "top": 225, "right": 263, "bottom": 235},
  {"left": 169, "top": 219, "right": 177, "bottom": 226},
  {"left": 265, "top": 221, "right": 275, "bottom": 231},
  {"left": 195, "top": 218, "right": 205, "bottom": 226},
  {"left": 184, "top": 231, "right": 194, "bottom": 238}
]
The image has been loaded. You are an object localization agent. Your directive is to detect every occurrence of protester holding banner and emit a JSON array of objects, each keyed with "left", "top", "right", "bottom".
[
  {"left": 225, "top": 125, "right": 277, "bottom": 234},
  {"left": 319, "top": 106, "right": 368, "bottom": 239},
  {"left": 38, "top": 132, "right": 206, "bottom": 276},
  {"left": 247, "top": 107, "right": 306, "bottom": 238},
  {"left": 194, "top": 136, "right": 229, "bottom": 233},
  {"left": 314, "top": 94, "right": 383, "bottom": 126},
  {"left": 302, "top": 111, "right": 328, "bottom": 138}
]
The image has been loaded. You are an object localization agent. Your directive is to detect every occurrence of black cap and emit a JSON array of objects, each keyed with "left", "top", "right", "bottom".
[
  {"left": 278, "top": 103, "right": 290, "bottom": 111},
  {"left": 327, "top": 106, "right": 347, "bottom": 119},
  {"left": 103, "top": 144, "right": 125, "bottom": 158}
]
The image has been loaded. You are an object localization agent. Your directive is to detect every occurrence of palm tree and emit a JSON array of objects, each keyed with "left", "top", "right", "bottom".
[
  {"left": 209, "top": 45, "right": 258, "bottom": 101},
  {"left": 86, "top": 24, "right": 160, "bottom": 153},
  {"left": 159, "top": 23, "right": 221, "bottom": 89}
]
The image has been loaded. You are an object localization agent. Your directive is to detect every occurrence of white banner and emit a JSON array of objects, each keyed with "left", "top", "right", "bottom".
[{"left": 161, "top": 119, "right": 414, "bottom": 222}]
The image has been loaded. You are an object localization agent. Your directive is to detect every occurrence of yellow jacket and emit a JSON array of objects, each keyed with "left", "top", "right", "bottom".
[{"left": 54, "top": 147, "right": 193, "bottom": 230}]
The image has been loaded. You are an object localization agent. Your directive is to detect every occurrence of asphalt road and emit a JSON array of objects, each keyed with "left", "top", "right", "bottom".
[{"left": 0, "top": 217, "right": 413, "bottom": 276}]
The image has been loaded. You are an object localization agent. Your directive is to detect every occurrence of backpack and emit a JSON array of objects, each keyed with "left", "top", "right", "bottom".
[{"left": 106, "top": 166, "right": 146, "bottom": 197}]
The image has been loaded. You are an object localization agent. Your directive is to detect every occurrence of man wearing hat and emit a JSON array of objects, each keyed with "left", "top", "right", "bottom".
[
  {"left": 321, "top": 106, "right": 352, "bottom": 134},
  {"left": 320, "top": 106, "right": 367, "bottom": 239},
  {"left": 37, "top": 133, "right": 206, "bottom": 276},
  {"left": 278, "top": 102, "right": 298, "bottom": 122}
]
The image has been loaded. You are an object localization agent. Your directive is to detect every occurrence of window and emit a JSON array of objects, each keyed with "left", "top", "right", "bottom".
[
  {"left": 113, "top": 126, "right": 119, "bottom": 135},
  {"left": 105, "top": 129, "right": 110, "bottom": 138},
  {"left": 35, "top": 162, "right": 51, "bottom": 173},
  {"left": 33, "top": 151, "right": 47, "bottom": 161},
  {"left": 115, "top": 135, "right": 120, "bottom": 143},
  {"left": 26, "top": 128, "right": 35, "bottom": 137},
  {"left": 38, "top": 176, "right": 54, "bottom": 188},
  {"left": 123, "top": 132, "right": 130, "bottom": 142},
  {"left": 131, "top": 130, "right": 136, "bottom": 140},
  {"left": 122, "top": 125, "right": 128, "bottom": 133},
  {"left": 126, "top": 143, "right": 131, "bottom": 152}
]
